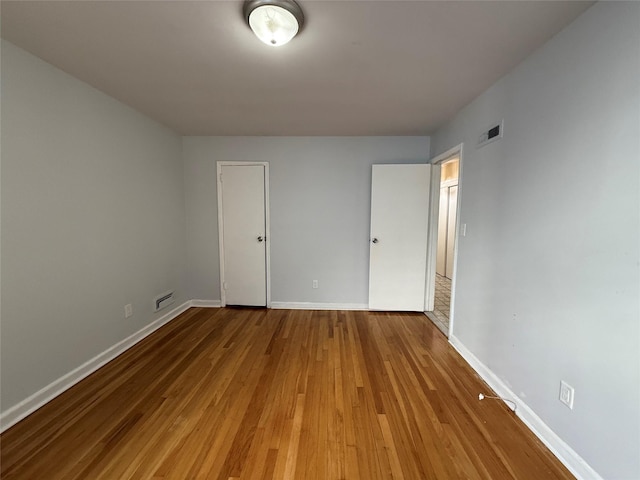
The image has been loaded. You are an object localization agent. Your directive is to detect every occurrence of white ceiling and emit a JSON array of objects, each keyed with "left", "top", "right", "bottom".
[{"left": 1, "top": 1, "right": 593, "bottom": 136}]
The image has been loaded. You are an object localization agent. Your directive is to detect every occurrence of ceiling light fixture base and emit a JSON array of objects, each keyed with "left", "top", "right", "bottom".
[{"left": 244, "top": 0, "right": 305, "bottom": 47}]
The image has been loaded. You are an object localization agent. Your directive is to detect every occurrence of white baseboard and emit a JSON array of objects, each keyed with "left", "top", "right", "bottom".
[
  {"left": 270, "top": 302, "right": 369, "bottom": 311},
  {"left": 0, "top": 300, "right": 192, "bottom": 433},
  {"left": 3, "top": 299, "right": 375, "bottom": 433},
  {"left": 448, "top": 335, "right": 603, "bottom": 480},
  {"left": 189, "top": 299, "right": 222, "bottom": 308}
]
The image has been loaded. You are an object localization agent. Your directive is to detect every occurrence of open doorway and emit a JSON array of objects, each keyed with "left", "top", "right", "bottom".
[{"left": 424, "top": 146, "right": 463, "bottom": 337}]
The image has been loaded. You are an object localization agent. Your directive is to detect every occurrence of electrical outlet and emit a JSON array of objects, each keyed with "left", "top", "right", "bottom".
[
  {"left": 559, "top": 381, "right": 574, "bottom": 409},
  {"left": 124, "top": 304, "right": 133, "bottom": 318},
  {"left": 312, "top": 280, "right": 318, "bottom": 289}
]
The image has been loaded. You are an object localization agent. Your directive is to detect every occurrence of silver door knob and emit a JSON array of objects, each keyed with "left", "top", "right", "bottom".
[
  {"left": 257, "top": 236, "right": 265, "bottom": 242},
  {"left": 372, "top": 238, "right": 379, "bottom": 244}
]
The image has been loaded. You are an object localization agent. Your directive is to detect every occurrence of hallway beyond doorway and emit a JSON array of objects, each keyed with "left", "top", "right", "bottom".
[{"left": 427, "top": 273, "right": 451, "bottom": 335}]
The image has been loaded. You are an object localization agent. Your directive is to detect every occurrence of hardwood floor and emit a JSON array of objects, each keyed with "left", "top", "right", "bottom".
[{"left": 1, "top": 308, "right": 574, "bottom": 479}]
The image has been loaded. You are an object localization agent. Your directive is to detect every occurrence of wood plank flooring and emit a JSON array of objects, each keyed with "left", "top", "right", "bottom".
[{"left": 0, "top": 308, "right": 574, "bottom": 479}]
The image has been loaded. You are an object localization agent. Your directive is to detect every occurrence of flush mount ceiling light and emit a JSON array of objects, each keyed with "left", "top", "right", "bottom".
[{"left": 244, "top": 0, "right": 304, "bottom": 47}]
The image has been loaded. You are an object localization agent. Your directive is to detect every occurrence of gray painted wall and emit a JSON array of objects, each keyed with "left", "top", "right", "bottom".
[
  {"left": 431, "top": 3, "right": 639, "bottom": 479},
  {"left": 183, "top": 137, "right": 429, "bottom": 304},
  {"left": 3, "top": 3, "right": 637, "bottom": 477},
  {"left": 1, "top": 41, "right": 188, "bottom": 410}
]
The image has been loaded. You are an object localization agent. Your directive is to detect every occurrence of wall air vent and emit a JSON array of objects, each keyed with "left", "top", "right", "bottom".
[
  {"left": 154, "top": 290, "right": 175, "bottom": 312},
  {"left": 478, "top": 120, "right": 504, "bottom": 148}
]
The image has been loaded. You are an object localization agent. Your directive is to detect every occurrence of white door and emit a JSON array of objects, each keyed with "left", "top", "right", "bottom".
[
  {"left": 218, "top": 164, "right": 268, "bottom": 306},
  {"left": 369, "top": 164, "right": 431, "bottom": 311}
]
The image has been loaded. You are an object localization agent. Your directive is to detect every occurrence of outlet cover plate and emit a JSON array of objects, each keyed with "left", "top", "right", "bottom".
[
  {"left": 559, "top": 381, "right": 574, "bottom": 409},
  {"left": 124, "top": 304, "right": 133, "bottom": 318}
]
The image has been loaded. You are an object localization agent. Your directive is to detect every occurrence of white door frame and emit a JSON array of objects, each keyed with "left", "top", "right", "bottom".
[
  {"left": 425, "top": 144, "right": 464, "bottom": 337},
  {"left": 216, "top": 161, "right": 271, "bottom": 308}
]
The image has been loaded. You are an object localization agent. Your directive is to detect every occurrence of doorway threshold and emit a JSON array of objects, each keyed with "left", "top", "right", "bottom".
[{"left": 425, "top": 311, "right": 449, "bottom": 336}]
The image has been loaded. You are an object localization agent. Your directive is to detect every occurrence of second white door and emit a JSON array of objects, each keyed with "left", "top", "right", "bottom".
[
  {"left": 369, "top": 164, "right": 431, "bottom": 311},
  {"left": 218, "top": 163, "right": 268, "bottom": 306}
]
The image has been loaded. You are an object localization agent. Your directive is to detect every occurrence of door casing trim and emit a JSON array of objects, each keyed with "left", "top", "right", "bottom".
[{"left": 426, "top": 144, "right": 464, "bottom": 337}]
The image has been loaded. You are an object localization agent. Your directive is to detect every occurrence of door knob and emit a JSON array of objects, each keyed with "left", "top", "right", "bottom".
[
  {"left": 257, "top": 236, "right": 265, "bottom": 242},
  {"left": 372, "top": 238, "right": 379, "bottom": 244}
]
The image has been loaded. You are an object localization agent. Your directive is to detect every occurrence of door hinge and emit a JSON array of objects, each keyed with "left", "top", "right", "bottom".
[{"left": 219, "top": 173, "right": 223, "bottom": 183}]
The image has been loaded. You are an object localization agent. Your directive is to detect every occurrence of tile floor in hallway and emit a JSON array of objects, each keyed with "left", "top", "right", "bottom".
[{"left": 427, "top": 273, "right": 451, "bottom": 335}]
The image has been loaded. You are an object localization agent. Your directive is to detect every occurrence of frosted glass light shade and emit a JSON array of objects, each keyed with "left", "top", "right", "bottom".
[{"left": 245, "top": 1, "right": 303, "bottom": 47}]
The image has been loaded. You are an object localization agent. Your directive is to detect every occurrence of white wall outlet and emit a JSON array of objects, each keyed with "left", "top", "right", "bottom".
[
  {"left": 312, "top": 280, "right": 318, "bottom": 289},
  {"left": 559, "top": 381, "right": 574, "bottom": 409},
  {"left": 124, "top": 303, "right": 133, "bottom": 318},
  {"left": 461, "top": 223, "right": 467, "bottom": 237}
]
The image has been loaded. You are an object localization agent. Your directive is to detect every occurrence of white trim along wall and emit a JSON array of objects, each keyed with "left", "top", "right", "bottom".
[
  {"left": 430, "top": 3, "right": 639, "bottom": 479},
  {"left": 1, "top": 301, "right": 192, "bottom": 432},
  {"left": 0, "top": 300, "right": 609, "bottom": 480},
  {"left": 450, "top": 336, "right": 604, "bottom": 480}
]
